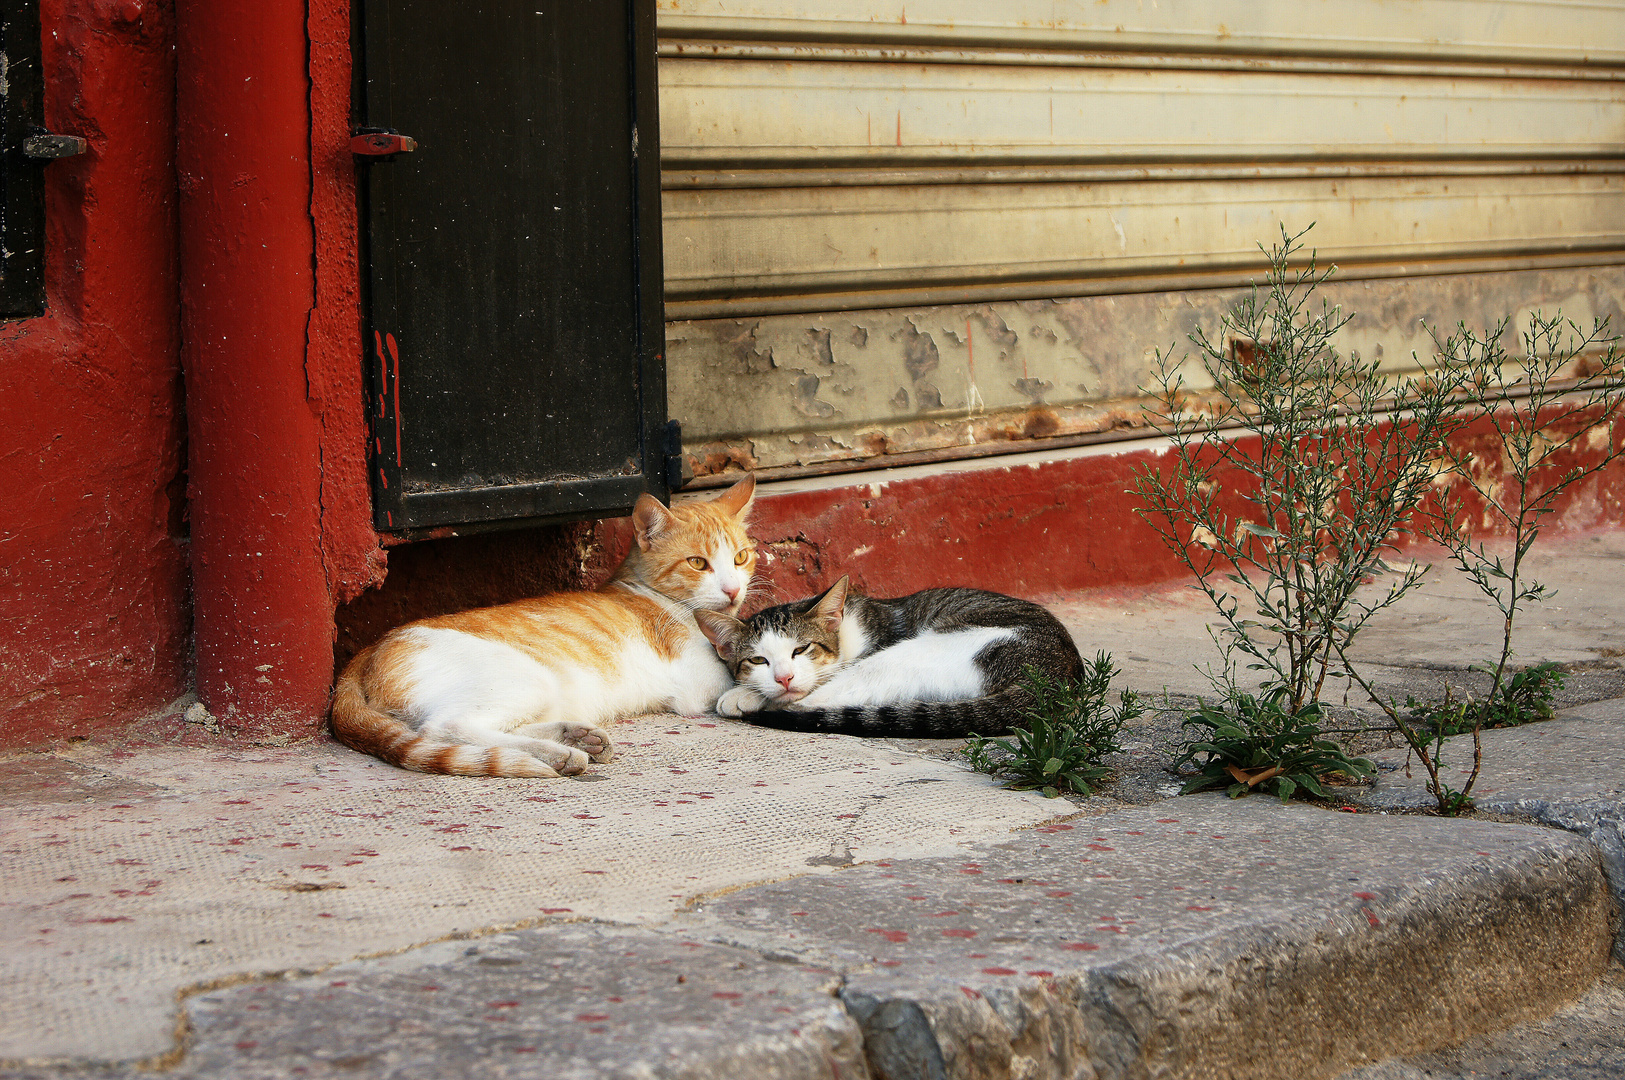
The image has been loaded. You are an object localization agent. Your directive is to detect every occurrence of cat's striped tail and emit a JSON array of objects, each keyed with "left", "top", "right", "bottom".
[
  {"left": 744, "top": 684, "right": 1030, "bottom": 739},
  {"left": 330, "top": 646, "right": 565, "bottom": 778}
]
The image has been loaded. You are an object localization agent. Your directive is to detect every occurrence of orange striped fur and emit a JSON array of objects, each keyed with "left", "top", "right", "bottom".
[{"left": 330, "top": 476, "right": 757, "bottom": 777}]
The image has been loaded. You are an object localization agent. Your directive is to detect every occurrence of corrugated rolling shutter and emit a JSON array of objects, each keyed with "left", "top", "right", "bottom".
[{"left": 657, "top": 1, "right": 1625, "bottom": 484}]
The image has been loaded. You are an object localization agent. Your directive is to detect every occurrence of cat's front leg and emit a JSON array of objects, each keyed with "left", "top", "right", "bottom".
[
  {"left": 715, "top": 685, "right": 769, "bottom": 718},
  {"left": 516, "top": 721, "right": 615, "bottom": 764}
]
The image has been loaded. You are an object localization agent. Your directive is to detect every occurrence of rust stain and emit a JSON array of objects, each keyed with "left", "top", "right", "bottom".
[
  {"left": 385, "top": 332, "right": 401, "bottom": 466},
  {"left": 1021, "top": 408, "right": 1060, "bottom": 439},
  {"left": 690, "top": 443, "right": 759, "bottom": 478},
  {"left": 683, "top": 400, "right": 1158, "bottom": 481}
]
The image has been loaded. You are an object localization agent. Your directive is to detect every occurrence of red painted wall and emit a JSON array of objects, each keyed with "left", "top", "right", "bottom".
[
  {"left": 1, "top": 0, "right": 381, "bottom": 752},
  {"left": 0, "top": 0, "right": 189, "bottom": 746},
  {"left": 735, "top": 406, "right": 1625, "bottom": 611},
  {"left": 173, "top": 0, "right": 379, "bottom": 740}
]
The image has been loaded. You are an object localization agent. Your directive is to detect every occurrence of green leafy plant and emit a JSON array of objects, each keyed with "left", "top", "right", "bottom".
[
  {"left": 964, "top": 653, "right": 1143, "bottom": 798},
  {"left": 1426, "top": 314, "right": 1623, "bottom": 717},
  {"left": 1134, "top": 224, "right": 1472, "bottom": 716},
  {"left": 1490, "top": 661, "right": 1568, "bottom": 724},
  {"left": 1174, "top": 689, "right": 1375, "bottom": 802},
  {"left": 1403, "top": 662, "right": 1566, "bottom": 739}
]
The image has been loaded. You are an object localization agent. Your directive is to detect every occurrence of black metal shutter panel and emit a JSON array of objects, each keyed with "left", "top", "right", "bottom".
[
  {"left": 362, "top": 0, "right": 665, "bottom": 532},
  {"left": 1, "top": 0, "right": 46, "bottom": 319}
]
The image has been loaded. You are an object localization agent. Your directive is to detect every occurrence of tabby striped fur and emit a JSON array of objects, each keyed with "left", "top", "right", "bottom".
[{"left": 696, "top": 576, "right": 1083, "bottom": 739}]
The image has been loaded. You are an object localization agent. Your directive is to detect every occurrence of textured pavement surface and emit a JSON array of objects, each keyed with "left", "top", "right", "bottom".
[
  {"left": 3, "top": 533, "right": 1624, "bottom": 1078},
  {"left": 0, "top": 722, "right": 1061, "bottom": 1062}
]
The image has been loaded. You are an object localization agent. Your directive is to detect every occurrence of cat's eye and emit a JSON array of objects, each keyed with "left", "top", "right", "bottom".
[
  {"left": 687, "top": 556, "right": 709, "bottom": 571},
  {"left": 791, "top": 644, "right": 810, "bottom": 657},
  {"left": 733, "top": 549, "right": 751, "bottom": 566},
  {"left": 745, "top": 656, "right": 767, "bottom": 665}
]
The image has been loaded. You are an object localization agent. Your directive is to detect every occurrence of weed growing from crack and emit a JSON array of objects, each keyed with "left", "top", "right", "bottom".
[
  {"left": 1133, "top": 224, "right": 1467, "bottom": 803},
  {"left": 963, "top": 654, "right": 1142, "bottom": 798},
  {"left": 1134, "top": 224, "right": 1470, "bottom": 718},
  {"left": 1132, "top": 224, "right": 1624, "bottom": 813},
  {"left": 1174, "top": 689, "right": 1375, "bottom": 802},
  {"left": 1342, "top": 312, "right": 1623, "bottom": 812}
]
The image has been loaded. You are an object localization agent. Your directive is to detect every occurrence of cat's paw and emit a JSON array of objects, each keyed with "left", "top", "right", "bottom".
[
  {"left": 784, "top": 686, "right": 831, "bottom": 711},
  {"left": 517, "top": 721, "right": 615, "bottom": 764},
  {"left": 520, "top": 740, "right": 589, "bottom": 776},
  {"left": 557, "top": 722, "right": 615, "bottom": 764},
  {"left": 716, "top": 686, "right": 766, "bottom": 718}
]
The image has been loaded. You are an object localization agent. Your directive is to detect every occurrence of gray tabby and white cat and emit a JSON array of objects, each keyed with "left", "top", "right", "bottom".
[{"left": 694, "top": 576, "right": 1083, "bottom": 737}]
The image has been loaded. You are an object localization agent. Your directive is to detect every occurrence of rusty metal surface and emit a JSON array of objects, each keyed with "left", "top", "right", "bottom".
[
  {"left": 668, "top": 266, "right": 1625, "bottom": 478},
  {"left": 654, "top": 0, "right": 1625, "bottom": 481}
]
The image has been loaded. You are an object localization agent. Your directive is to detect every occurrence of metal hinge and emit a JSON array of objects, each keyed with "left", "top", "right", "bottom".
[
  {"left": 351, "top": 127, "right": 417, "bottom": 158},
  {"left": 23, "top": 132, "right": 88, "bottom": 160}
]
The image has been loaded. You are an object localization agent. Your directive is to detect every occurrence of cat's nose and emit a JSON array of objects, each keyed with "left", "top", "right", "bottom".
[
  {"left": 776, "top": 672, "right": 793, "bottom": 691},
  {"left": 721, "top": 581, "right": 740, "bottom": 601}
]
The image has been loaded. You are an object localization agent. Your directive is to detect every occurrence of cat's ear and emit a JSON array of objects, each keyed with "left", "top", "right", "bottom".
[
  {"left": 810, "top": 575, "right": 849, "bottom": 635},
  {"left": 632, "top": 493, "right": 677, "bottom": 551},
  {"left": 707, "top": 473, "right": 756, "bottom": 520},
  {"left": 693, "top": 609, "right": 746, "bottom": 661}
]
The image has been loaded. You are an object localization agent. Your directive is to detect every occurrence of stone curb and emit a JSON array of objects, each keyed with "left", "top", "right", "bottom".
[
  {"left": 677, "top": 797, "right": 1615, "bottom": 1080},
  {"left": 8, "top": 795, "right": 1611, "bottom": 1080},
  {"left": 1353, "top": 713, "right": 1625, "bottom": 962}
]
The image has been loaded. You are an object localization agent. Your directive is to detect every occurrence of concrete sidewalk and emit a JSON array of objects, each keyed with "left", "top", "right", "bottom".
[{"left": 3, "top": 535, "right": 1623, "bottom": 1079}]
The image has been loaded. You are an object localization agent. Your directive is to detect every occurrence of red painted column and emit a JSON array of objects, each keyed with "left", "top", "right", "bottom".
[{"left": 175, "top": 0, "right": 335, "bottom": 734}]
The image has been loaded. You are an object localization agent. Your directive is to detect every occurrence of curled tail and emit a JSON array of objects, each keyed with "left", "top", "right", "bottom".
[
  {"left": 745, "top": 684, "right": 1031, "bottom": 739},
  {"left": 330, "top": 646, "right": 561, "bottom": 778}
]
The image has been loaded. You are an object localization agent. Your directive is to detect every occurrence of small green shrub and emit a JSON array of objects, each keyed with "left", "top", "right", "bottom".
[
  {"left": 1133, "top": 224, "right": 1471, "bottom": 717},
  {"left": 1175, "top": 689, "right": 1375, "bottom": 802},
  {"left": 964, "top": 653, "right": 1142, "bottom": 798},
  {"left": 1404, "top": 662, "right": 1566, "bottom": 739},
  {"left": 1491, "top": 661, "right": 1567, "bottom": 724}
]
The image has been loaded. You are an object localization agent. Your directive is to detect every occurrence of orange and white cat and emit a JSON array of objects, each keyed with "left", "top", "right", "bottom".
[{"left": 330, "top": 475, "right": 757, "bottom": 777}]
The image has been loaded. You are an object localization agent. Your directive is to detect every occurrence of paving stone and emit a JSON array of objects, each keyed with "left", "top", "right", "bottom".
[
  {"left": 675, "top": 797, "right": 1615, "bottom": 1080},
  {"left": 1, "top": 925, "right": 867, "bottom": 1080},
  {"left": 0, "top": 723, "right": 1061, "bottom": 1062},
  {"left": 1353, "top": 713, "right": 1625, "bottom": 960}
]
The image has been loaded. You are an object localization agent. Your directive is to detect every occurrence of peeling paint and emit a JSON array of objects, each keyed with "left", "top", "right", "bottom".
[
  {"left": 790, "top": 373, "right": 835, "bottom": 419},
  {"left": 895, "top": 319, "right": 943, "bottom": 409},
  {"left": 668, "top": 266, "right": 1625, "bottom": 479},
  {"left": 806, "top": 327, "right": 835, "bottom": 366}
]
